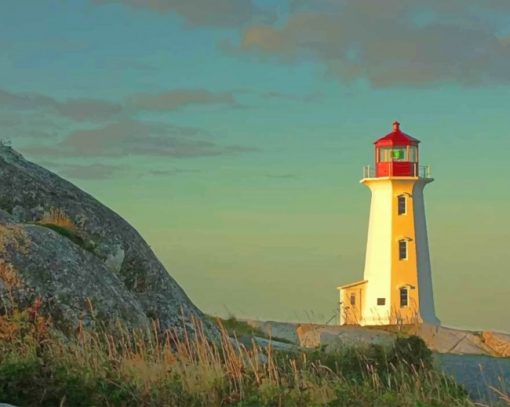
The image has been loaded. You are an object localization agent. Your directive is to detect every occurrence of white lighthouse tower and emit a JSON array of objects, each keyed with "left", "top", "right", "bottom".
[{"left": 338, "top": 122, "right": 440, "bottom": 326}]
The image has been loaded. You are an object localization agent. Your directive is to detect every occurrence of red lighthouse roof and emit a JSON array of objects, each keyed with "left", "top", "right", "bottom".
[{"left": 375, "top": 121, "right": 420, "bottom": 147}]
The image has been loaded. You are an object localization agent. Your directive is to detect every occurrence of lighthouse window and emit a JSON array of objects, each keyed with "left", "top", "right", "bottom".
[
  {"left": 392, "top": 149, "right": 405, "bottom": 160},
  {"left": 409, "top": 146, "right": 418, "bottom": 162},
  {"left": 379, "top": 147, "right": 408, "bottom": 162},
  {"left": 398, "top": 240, "right": 408, "bottom": 260},
  {"left": 398, "top": 195, "right": 407, "bottom": 215},
  {"left": 400, "top": 287, "right": 409, "bottom": 307},
  {"left": 350, "top": 294, "right": 356, "bottom": 305},
  {"left": 377, "top": 298, "right": 386, "bottom": 306},
  {"left": 378, "top": 147, "right": 392, "bottom": 162}
]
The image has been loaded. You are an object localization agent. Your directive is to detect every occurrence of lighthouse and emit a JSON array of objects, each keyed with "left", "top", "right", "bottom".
[{"left": 338, "top": 122, "right": 440, "bottom": 326}]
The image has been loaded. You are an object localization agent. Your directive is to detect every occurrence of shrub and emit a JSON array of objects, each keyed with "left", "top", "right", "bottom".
[
  {"left": 390, "top": 335, "right": 433, "bottom": 371},
  {"left": 0, "top": 356, "right": 44, "bottom": 405}
]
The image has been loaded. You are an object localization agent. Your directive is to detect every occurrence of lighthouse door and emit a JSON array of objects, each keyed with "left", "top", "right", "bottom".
[{"left": 344, "top": 289, "right": 362, "bottom": 325}]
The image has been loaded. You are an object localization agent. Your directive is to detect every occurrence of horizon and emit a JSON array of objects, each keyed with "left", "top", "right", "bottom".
[{"left": 1, "top": 0, "right": 509, "bottom": 333}]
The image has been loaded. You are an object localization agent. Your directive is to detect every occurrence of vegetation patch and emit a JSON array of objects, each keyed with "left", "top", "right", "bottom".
[
  {"left": 0, "top": 301, "right": 494, "bottom": 406},
  {"left": 0, "top": 260, "right": 22, "bottom": 290},
  {"left": 0, "top": 223, "right": 29, "bottom": 254},
  {"left": 38, "top": 223, "right": 91, "bottom": 250},
  {"left": 39, "top": 208, "right": 78, "bottom": 233},
  {"left": 35, "top": 208, "right": 95, "bottom": 253}
]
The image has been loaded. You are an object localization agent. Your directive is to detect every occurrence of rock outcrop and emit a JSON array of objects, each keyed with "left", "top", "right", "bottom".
[
  {"left": 246, "top": 319, "right": 510, "bottom": 358},
  {"left": 0, "top": 145, "right": 214, "bottom": 336}
]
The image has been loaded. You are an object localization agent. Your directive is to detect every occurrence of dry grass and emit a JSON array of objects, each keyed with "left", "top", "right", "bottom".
[
  {"left": 38, "top": 208, "right": 77, "bottom": 233},
  {"left": 490, "top": 386, "right": 510, "bottom": 406},
  {"left": 0, "top": 260, "right": 21, "bottom": 290},
  {"left": 35, "top": 208, "right": 96, "bottom": 252},
  {"left": 0, "top": 301, "right": 484, "bottom": 407},
  {"left": 341, "top": 302, "right": 423, "bottom": 329}
]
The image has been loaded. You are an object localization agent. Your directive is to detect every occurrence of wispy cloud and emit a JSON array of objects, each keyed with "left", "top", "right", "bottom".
[
  {"left": 35, "top": 160, "right": 205, "bottom": 180},
  {"left": 233, "top": 0, "right": 510, "bottom": 87},
  {"left": 0, "top": 89, "right": 121, "bottom": 122},
  {"left": 54, "top": 99, "right": 123, "bottom": 122},
  {"left": 0, "top": 112, "right": 61, "bottom": 130},
  {"left": 39, "top": 162, "right": 126, "bottom": 180},
  {"left": 129, "top": 89, "right": 236, "bottom": 111},
  {"left": 0, "top": 89, "right": 55, "bottom": 110},
  {"left": 2, "top": 88, "right": 258, "bottom": 164},
  {"left": 0, "top": 117, "right": 19, "bottom": 128},
  {"left": 261, "top": 91, "right": 323, "bottom": 103},
  {"left": 264, "top": 173, "right": 298, "bottom": 180},
  {"left": 23, "top": 120, "right": 258, "bottom": 158},
  {"left": 0, "top": 88, "right": 241, "bottom": 122},
  {"left": 146, "top": 168, "right": 201, "bottom": 176},
  {"left": 93, "top": 0, "right": 273, "bottom": 27}
]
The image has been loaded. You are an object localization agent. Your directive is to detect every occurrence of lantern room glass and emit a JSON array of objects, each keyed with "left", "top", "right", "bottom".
[{"left": 377, "top": 146, "right": 418, "bottom": 163}]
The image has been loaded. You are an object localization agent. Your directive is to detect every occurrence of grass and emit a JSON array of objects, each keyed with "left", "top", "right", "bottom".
[
  {"left": 35, "top": 208, "right": 96, "bottom": 253},
  {"left": 39, "top": 208, "right": 77, "bottom": 233},
  {"left": 0, "top": 300, "right": 500, "bottom": 407}
]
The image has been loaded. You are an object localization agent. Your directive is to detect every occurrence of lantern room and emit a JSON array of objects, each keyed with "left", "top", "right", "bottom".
[{"left": 374, "top": 121, "right": 420, "bottom": 177}]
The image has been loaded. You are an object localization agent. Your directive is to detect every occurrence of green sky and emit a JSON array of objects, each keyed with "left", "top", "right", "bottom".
[{"left": 1, "top": 0, "right": 510, "bottom": 332}]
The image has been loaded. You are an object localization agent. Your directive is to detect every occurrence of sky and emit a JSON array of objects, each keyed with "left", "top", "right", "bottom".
[{"left": 1, "top": 0, "right": 510, "bottom": 332}]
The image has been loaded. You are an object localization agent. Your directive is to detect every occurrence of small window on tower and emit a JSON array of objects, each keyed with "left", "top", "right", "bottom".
[
  {"left": 399, "top": 240, "right": 408, "bottom": 260},
  {"left": 377, "top": 298, "right": 386, "bottom": 306},
  {"left": 398, "top": 195, "right": 406, "bottom": 215},
  {"left": 350, "top": 294, "right": 356, "bottom": 305},
  {"left": 400, "top": 287, "right": 409, "bottom": 308}
]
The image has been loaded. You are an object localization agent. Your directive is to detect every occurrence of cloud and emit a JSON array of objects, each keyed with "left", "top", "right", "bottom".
[
  {"left": 264, "top": 173, "right": 298, "bottom": 180},
  {"left": 42, "top": 162, "right": 126, "bottom": 180},
  {"left": 147, "top": 168, "right": 201, "bottom": 176},
  {"left": 235, "top": 0, "right": 510, "bottom": 87},
  {"left": 0, "top": 117, "right": 19, "bottom": 128},
  {"left": 54, "top": 99, "right": 123, "bottom": 122},
  {"left": 58, "top": 163, "right": 124, "bottom": 180},
  {"left": 0, "top": 89, "right": 121, "bottom": 122},
  {"left": 23, "top": 120, "right": 258, "bottom": 158},
  {"left": 261, "top": 91, "right": 323, "bottom": 103},
  {"left": 0, "top": 88, "right": 240, "bottom": 121},
  {"left": 0, "top": 89, "right": 55, "bottom": 110},
  {"left": 0, "top": 112, "right": 59, "bottom": 132},
  {"left": 129, "top": 89, "right": 236, "bottom": 111},
  {"left": 35, "top": 161, "right": 204, "bottom": 180},
  {"left": 93, "top": 0, "right": 272, "bottom": 27}
]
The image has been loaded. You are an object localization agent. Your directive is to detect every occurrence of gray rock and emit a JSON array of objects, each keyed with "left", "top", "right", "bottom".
[
  {"left": 3, "top": 224, "right": 150, "bottom": 332},
  {"left": 321, "top": 328, "right": 395, "bottom": 353},
  {"left": 0, "top": 145, "right": 216, "bottom": 337},
  {"left": 235, "top": 335, "right": 298, "bottom": 352},
  {"left": 243, "top": 319, "right": 299, "bottom": 344},
  {"left": 251, "top": 336, "right": 299, "bottom": 352}
]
